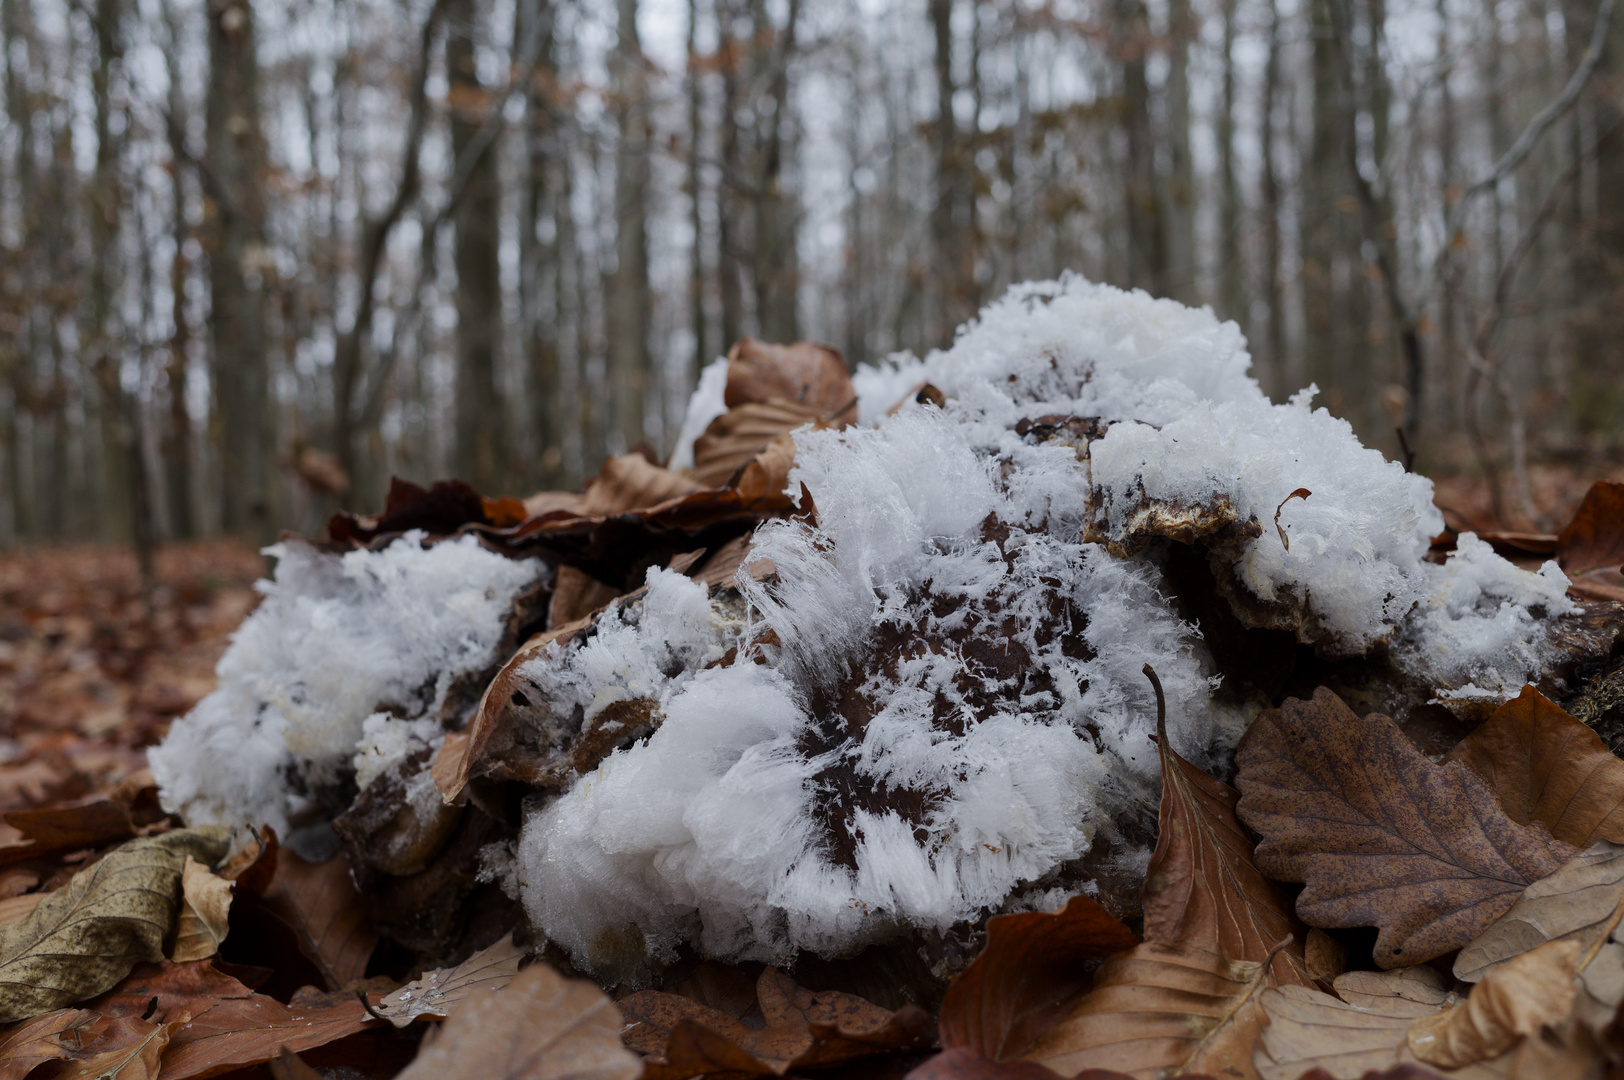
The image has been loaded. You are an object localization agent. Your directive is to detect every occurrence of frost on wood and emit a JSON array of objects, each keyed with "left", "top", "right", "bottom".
[
  {"left": 150, "top": 533, "right": 544, "bottom": 840},
  {"left": 519, "top": 275, "right": 1587, "bottom": 979}
]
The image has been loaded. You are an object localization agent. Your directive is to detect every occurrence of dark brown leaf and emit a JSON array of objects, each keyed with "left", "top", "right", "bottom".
[
  {"left": 259, "top": 850, "right": 376, "bottom": 990},
  {"left": 936, "top": 894, "right": 1138, "bottom": 1061},
  {"left": 691, "top": 399, "right": 826, "bottom": 489},
  {"left": 1558, "top": 481, "right": 1624, "bottom": 575},
  {"left": 1234, "top": 688, "right": 1574, "bottom": 968},
  {"left": 905, "top": 1046, "right": 1066, "bottom": 1080},
  {"left": 1141, "top": 666, "right": 1309, "bottom": 986},
  {"left": 1443, "top": 685, "right": 1624, "bottom": 849},
  {"left": 0, "top": 1010, "right": 162, "bottom": 1080},
  {"left": 621, "top": 966, "right": 934, "bottom": 1080},
  {"left": 154, "top": 988, "right": 380, "bottom": 1079},
  {"left": 0, "top": 798, "right": 134, "bottom": 867}
]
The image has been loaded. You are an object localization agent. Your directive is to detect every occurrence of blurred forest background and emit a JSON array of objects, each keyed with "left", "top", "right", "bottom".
[{"left": 0, "top": 0, "right": 1620, "bottom": 548}]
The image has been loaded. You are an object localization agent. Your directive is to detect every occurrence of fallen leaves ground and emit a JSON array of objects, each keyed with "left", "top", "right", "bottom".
[{"left": 3, "top": 353, "right": 1624, "bottom": 1079}]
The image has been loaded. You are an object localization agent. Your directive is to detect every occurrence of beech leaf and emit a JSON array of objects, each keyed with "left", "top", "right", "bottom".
[
  {"left": 1234, "top": 688, "right": 1574, "bottom": 967},
  {"left": 1408, "top": 939, "right": 1580, "bottom": 1069},
  {"left": 169, "top": 856, "right": 233, "bottom": 963},
  {"left": 1253, "top": 984, "right": 1447, "bottom": 1080},
  {"left": 0, "top": 1010, "right": 165, "bottom": 1080},
  {"left": 1442, "top": 685, "right": 1624, "bottom": 848},
  {"left": 1455, "top": 841, "right": 1624, "bottom": 982},
  {"left": 1021, "top": 941, "right": 1272, "bottom": 1080},
  {"left": 152, "top": 986, "right": 379, "bottom": 1079},
  {"left": 621, "top": 966, "right": 934, "bottom": 1079},
  {"left": 1557, "top": 481, "right": 1624, "bottom": 575},
  {"left": 936, "top": 893, "right": 1139, "bottom": 1061},
  {"left": 721, "top": 338, "right": 856, "bottom": 419},
  {"left": 905, "top": 1046, "right": 1066, "bottom": 1080},
  {"left": 394, "top": 961, "right": 640, "bottom": 1080},
  {"left": 1141, "top": 664, "right": 1309, "bottom": 986},
  {"left": 0, "top": 825, "right": 230, "bottom": 1023},
  {"left": 372, "top": 932, "right": 526, "bottom": 1027},
  {"left": 53, "top": 1014, "right": 183, "bottom": 1080},
  {"left": 259, "top": 849, "right": 377, "bottom": 990}
]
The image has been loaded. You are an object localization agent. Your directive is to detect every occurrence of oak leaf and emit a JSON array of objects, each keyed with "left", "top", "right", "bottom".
[
  {"left": 1558, "top": 481, "right": 1624, "bottom": 575},
  {"left": 1234, "top": 688, "right": 1573, "bottom": 967},
  {"left": 936, "top": 893, "right": 1139, "bottom": 1061},
  {"left": 1021, "top": 942, "right": 1272, "bottom": 1079},
  {"left": 1141, "top": 666, "right": 1309, "bottom": 986},
  {"left": 170, "top": 856, "right": 232, "bottom": 963},
  {"left": 372, "top": 932, "right": 526, "bottom": 1027},
  {"left": 394, "top": 961, "right": 639, "bottom": 1080},
  {"left": 1442, "top": 686, "right": 1624, "bottom": 849},
  {"left": 1408, "top": 939, "right": 1580, "bottom": 1068},
  {"left": 0, "top": 825, "right": 230, "bottom": 1023},
  {"left": 620, "top": 966, "right": 934, "bottom": 1080},
  {"left": 1455, "top": 841, "right": 1624, "bottom": 982}
]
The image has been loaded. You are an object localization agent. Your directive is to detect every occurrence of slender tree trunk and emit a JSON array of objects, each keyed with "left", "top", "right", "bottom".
[
  {"left": 931, "top": 0, "right": 966, "bottom": 339},
  {"left": 1261, "top": 0, "right": 1287, "bottom": 394},
  {"left": 1218, "top": 0, "right": 1242, "bottom": 324},
  {"left": 448, "top": 0, "right": 509, "bottom": 491},
  {"left": 520, "top": 0, "right": 563, "bottom": 488},
  {"left": 751, "top": 0, "right": 800, "bottom": 343},
  {"left": 2, "top": 0, "right": 36, "bottom": 540},
  {"left": 608, "top": 0, "right": 651, "bottom": 452},
  {"left": 205, "top": 0, "right": 271, "bottom": 536},
  {"left": 162, "top": 2, "right": 194, "bottom": 538},
  {"left": 1119, "top": 0, "right": 1163, "bottom": 294},
  {"left": 1163, "top": 0, "right": 1197, "bottom": 303},
  {"left": 1303, "top": 0, "right": 1348, "bottom": 410},
  {"left": 687, "top": 0, "right": 708, "bottom": 380}
]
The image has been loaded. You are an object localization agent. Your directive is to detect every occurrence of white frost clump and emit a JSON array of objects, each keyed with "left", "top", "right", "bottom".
[
  {"left": 151, "top": 533, "right": 542, "bottom": 836},
  {"left": 1394, "top": 532, "right": 1576, "bottom": 697},
  {"left": 522, "top": 407, "right": 1213, "bottom": 975},
  {"left": 523, "top": 274, "right": 1582, "bottom": 976}
]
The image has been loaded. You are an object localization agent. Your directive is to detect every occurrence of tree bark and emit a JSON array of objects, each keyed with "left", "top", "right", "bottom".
[
  {"left": 449, "top": 0, "right": 509, "bottom": 491},
  {"left": 608, "top": 0, "right": 651, "bottom": 453},
  {"left": 205, "top": 0, "right": 271, "bottom": 536}
]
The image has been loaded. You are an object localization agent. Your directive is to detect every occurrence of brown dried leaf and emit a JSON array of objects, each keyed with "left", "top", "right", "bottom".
[
  {"left": 1558, "top": 481, "right": 1624, "bottom": 575},
  {"left": 0, "top": 826, "right": 231, "bottom": 1023},
  {"left": 154, "top": 987, "right": 379, "bottom": 1080},
  {"left": 691, "top": 399, "right": 826, "bottom": 489},
  {"left": 260, "top": 850, "right": 377, "bottom": 990},
  {"left": 1443, "top": 686, "right": 1624, "bottom": 849},
  {"left": 1141, "top": 666, "right": 1308, "bottom": 986},
  {"left": 84, "top": 958, "right": 257, "bottom": 1017},
  {"left": 0, "top": 1010, "right": 163, "bottom": 1080},
  {"left": 1408, "top": 939, "right": 1580, "bottom": 1068},
  {"left": 54, "top": 1014, "right": 181, "bottom": 1080},
  {"left": 373, "top": 932, "right": 526, "bottom": 1027},
  {"left": 1234, "top": 688, "right": 1574, "bottom": 968},
  {"left": 732, "top": 431, "right": 799, "bottom": 512},
  {"left": 1253, "top": 984, "right": 1448, "bottom": 1080},
  {"left": 0, "top": 798, "right": 135, "bottom": 867},
  {"left": 904, "top": 1046, "right": 1066, "bottom": 1080},
  {"left": 1305, "top": 930, "right": 1347, "bottom": 983},
  {"left": 395, "top": 961, "right": 639, "bottom": 1080},
  {"left": 1331, "top": 967, "right": 1456, "bottom": 1018},
  {"left": 621, "top": 966, "right": 933, "bottom": 1080},
  {"left": 169, "top": 856, "right": 232, "bottom": 963},
  {"left": 936, "top": 894, "right": 1139, "bottom": 1061},
  {"left": 722, "top": 338, "right": 855, "bottom": 419},
  {"left": 1455, "top": 841, "right": 1624, "bottom": 982},
  {"left": 1021, "top": 942, "right": 1272, "bottom": 1079},
  {"left": 267, "top": 1046, "right": 327, "bottom": 1080}
]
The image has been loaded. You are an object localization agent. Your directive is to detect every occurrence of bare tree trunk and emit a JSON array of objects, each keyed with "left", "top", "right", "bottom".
[
  {"left": 1218, "top": 0, "right": 1242, "bottom": 325},
  {"left": 931, "top": 0, "right": 970, "bottom": 338},
  {"left": 1163, "top": 0, "right": 1197, "bottom": 303},
  {"left": 687, "top": 0, "right": 708, "bottom": 379},
  {"left": 205, "top": 0, "right": 271, "bottom": 536},
  {"left": 750, "top": 0, "right": 800, "bottom": 344},
  {"left": 520, "top": 0, "right": 564, "bottom": 488},
  {"left": 162, "top": 1, "right": 194, "bottom": 538},
  {"left": 448, "top": 0, "right": 509, "bottom": 490},
  {"left": 1119, "top": 0, "right": 1163, "bottom": 294},
  {"left": 608, "top": 0, "right": 651, "bottom": 452},
  {"left": 2, "top": 0, "right": 36, "bottom": 540},
  {"left": 1303, "top": 0, "right": 1348, "bottom": 411},
  {"left": 1435, "top": 0, "right": 1457, "bottom": 435}
]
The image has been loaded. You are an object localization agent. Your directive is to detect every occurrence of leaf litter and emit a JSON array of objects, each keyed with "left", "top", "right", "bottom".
[{"left": 4, "top": 282, "right": 1624, "bottom": 1079}]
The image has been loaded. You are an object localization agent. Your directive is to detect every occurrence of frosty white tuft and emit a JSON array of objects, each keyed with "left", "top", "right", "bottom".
[
  {"left": 518, "top": 275, "right": 1582, "bottom": 978},
  {"left": 150, "top": 533, "right": 543, "bottom": 838}
]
